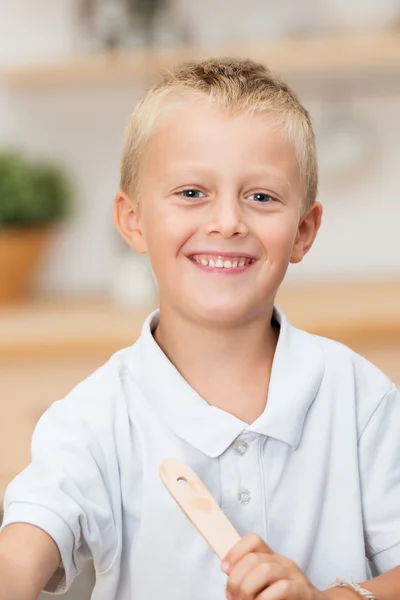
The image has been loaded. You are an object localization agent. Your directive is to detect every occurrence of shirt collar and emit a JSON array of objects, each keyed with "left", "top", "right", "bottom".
[
  {"left": 127, "top": 308, "right": 324, "bottom": 458},
  {"left": 248, "top": 307, "right": 324, "bottom": 449}
]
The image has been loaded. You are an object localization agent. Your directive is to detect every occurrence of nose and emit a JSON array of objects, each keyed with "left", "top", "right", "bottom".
[{"left": 204, "top": 195, "right": 248, "bottom": 238}]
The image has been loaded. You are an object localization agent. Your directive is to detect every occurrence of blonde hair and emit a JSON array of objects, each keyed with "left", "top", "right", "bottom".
[{"left": 120, "top": 57, "right": 318, "bottom": 208}]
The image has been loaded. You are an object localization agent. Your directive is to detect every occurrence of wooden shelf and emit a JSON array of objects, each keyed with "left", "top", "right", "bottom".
[
  {"left": 0, "top": 295, "right": 155, "bottom": 360},
  {"left": 277, "top": 279, "right": 400, "bottom": 345},
  {"left": 1, "top": 280, "right": 400, "bottom": 360},
  {"left": 1, "top": 30, "right": 400, "bottom": 89}
]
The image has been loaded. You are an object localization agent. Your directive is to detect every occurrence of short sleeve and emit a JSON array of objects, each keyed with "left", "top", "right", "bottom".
[
  {"left": 1, "top": 398, "right": 119, "bottom": 594},
  {"left": 359, "top": 385, "right": 400, "bottom": 573}
]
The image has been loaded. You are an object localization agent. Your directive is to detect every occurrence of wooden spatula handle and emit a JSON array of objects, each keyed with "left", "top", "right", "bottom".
[{"left": 160, "top": 458, "right": 241, "bottom": 560}]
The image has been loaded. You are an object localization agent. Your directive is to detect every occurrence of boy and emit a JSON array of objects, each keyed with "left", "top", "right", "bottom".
[{"left": 0, "top": 57, "right": 399, "bottom": 600}]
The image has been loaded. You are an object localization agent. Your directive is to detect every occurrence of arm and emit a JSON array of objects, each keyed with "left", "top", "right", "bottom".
[
  {"left": 2, "top": 396, "right": 119, "bottom": 594},
  {"left": 0, "top": 523, "right": 60, "bottom": 600},
  {"left": 223, "top": 535, "right": 400, "bottom": 600},
  {"left": 324, "top": 567, "right": 400, "bottom": 600}
]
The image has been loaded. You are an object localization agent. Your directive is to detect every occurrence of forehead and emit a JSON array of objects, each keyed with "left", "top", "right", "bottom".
[{"left": 142, "top": 98, "right": 301, "bottom": 185}]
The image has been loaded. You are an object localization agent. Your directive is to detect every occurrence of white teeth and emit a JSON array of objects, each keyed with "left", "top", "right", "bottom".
[{"left": 192, "top": 255, "right": 251, "bottom": 268}]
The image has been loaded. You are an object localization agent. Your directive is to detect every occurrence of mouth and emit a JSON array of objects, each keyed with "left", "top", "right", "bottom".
[{"left": 188, "top": 253, "right": 256, "bottom": 272}]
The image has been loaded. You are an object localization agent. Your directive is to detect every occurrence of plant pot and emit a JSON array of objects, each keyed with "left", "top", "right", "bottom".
[{"left": 0, "top": 227, "right": 50, "bottom": 303}]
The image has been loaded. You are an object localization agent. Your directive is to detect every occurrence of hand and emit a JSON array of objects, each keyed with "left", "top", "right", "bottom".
[{"left": 222, "top": 534, "right": 326, "bottom": 600}]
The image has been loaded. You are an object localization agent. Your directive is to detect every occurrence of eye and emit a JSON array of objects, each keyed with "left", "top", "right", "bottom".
[
  {"left": 248, "top": 192, "right": 274, "bottom": 203},
  {"left": 178, "top": 189, "right": 205, "bottom": 199}
]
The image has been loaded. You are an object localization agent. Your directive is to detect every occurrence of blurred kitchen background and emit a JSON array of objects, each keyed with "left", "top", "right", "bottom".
[{"left": 1, "top": 1, "right": 400, "bottom": 598}]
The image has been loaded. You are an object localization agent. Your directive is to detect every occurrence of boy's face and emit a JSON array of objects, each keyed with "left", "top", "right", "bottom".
[{"left": 115, "top": 100, "right": 322, "bottom": 325}]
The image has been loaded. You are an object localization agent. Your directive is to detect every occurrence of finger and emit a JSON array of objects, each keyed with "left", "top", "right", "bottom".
[
  {"left": 223, "top": 534, "right": 274, "bottom": 574},
  {"left": 226, "top": 552, "right": 273, "bottom": 597},
  {"left": 256, "top": 579, "right": 298, "bottom": 600},
  {"left": 235, "top": 561, "right": 287, "bottom": 600}
]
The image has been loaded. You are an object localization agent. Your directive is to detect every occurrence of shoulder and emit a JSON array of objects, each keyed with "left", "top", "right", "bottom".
[
  {"left": 314, "top": 332, "right": 392, "bottom": 390},
  {"left": 309, "top": 331, "right": 396, "bottom": 434},
  {"left": 276, "top": 308, "right": 395, "bottom": 423},
  {"left": 36, "top": 344, "right": 139, "bottom": 440}
]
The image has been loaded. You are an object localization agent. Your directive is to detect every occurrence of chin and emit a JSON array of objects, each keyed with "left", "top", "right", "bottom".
[{"left": 187, "top": 296, "right": 261, "bottom": 327}]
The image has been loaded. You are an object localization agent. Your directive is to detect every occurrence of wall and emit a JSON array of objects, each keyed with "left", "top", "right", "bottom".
[{"left": 1, "top": 1, "right": 399, "bottom": 295}]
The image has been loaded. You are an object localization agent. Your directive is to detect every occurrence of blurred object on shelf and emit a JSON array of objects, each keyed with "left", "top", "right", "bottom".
[
  {"left": 111, "top": 249, "right": 158, "bottom": 309},
  {"left": 317, "top": 92, "right": 377, "bottom": 182},
  {"left": 78, "top": 0, "right": 131, "bottom": 51},
  {"left": 0, "top": 152, "right": 71, "bottom": 303},
  {"left": 0, "top": 229, "right": 48, "bottom": 304},
  {"left": 77, "top": 0, "right": 180, "bottom": 51},
  {"left": 125, "top": 0, "right": 176, "bottom": 47},
  {"left": 72, "top": 0, "right": 400, "bottom": 57}
]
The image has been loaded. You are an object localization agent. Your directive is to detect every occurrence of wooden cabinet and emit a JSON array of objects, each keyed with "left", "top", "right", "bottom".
[{"left": 1, "top": 282, "right": 399, "bottom": 501}]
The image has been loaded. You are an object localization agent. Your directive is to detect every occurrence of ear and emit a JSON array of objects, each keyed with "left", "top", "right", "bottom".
[
  {"left": 290, "top": 201, "right": 323, "bottom": 264},
  {"left": 113, "top": 191, "right": 148, "bottom": 254}
]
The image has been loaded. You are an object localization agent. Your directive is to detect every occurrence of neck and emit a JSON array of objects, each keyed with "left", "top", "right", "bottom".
[{"left": 153, "top": 302, "right": 279, "bottom": 423}]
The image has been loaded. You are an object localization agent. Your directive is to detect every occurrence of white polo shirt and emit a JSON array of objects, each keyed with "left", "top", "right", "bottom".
[{"left": 2, "top": 309, "right": 400, "bottom": 599}]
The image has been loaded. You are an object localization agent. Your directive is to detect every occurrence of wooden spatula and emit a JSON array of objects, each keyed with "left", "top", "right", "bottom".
[{"left": 160, "top": 458, "right": 241, "bottom": 560}]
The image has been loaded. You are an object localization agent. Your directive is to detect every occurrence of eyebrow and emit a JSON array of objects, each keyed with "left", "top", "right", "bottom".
[
  {"left": 165, "top": 163, "right": 292, "bottom": 189},
  {"left": 243, "top": 166, "right": 292, "bottom": 191},
  {"left": 164, "top": 163, "right": 214, "bottom": 177}
]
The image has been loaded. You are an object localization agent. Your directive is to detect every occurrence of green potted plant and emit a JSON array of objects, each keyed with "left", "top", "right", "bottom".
[{"left": 0, "top": 152, "right": 71, "bottom": 303}]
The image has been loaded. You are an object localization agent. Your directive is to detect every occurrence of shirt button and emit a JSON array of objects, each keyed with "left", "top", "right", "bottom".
[
  {"left": 238, "top": 490, "right": 251, "bottom": 505},
  {"left": 234, "top": 440, "right": 249, "bottom": 456}
]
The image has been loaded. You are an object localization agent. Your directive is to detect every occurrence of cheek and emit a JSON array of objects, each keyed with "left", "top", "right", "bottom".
[
  {"left": 142, "top": 205, "right": 193, "bottom": 267},
  {"left": 257, "top": 215, "right": 299, "bottom": 258}
]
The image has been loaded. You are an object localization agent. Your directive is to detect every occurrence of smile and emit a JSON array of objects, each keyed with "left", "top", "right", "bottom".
[{"left": 189, "top": 254, "right": 255, "bottom": 270}]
